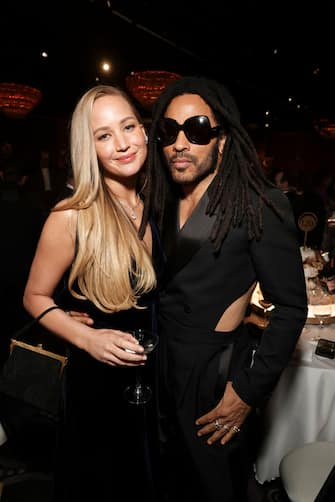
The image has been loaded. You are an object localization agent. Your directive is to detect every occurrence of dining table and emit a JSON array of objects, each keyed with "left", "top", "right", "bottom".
[{"left": 253, "top": 307, "right": 335, "bottom": 484}]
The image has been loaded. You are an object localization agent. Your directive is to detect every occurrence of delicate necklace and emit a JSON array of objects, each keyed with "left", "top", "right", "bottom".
[{"left": 118, "top": 195, "right": 141, "bottom": 220}]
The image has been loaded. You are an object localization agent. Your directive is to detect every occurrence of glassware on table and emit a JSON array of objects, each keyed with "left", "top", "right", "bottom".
[
  {"left": 124, "top": 328, "right": 158, "bottom": 405},
  {"left": 308, "top": 287, "right": 332, "bottom": 333}
]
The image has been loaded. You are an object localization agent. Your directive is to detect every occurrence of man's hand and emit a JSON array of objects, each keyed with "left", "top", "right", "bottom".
[
  {"left": 66, "top": 310, "right": 94, "bottom": 325},
  {"left": 195, "top": 381, "right": 251, "bottom": 445}
]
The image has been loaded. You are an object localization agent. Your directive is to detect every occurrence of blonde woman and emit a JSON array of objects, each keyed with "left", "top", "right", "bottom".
[{"left": 23, "top": 85, "right": 163, "bottom": 501}]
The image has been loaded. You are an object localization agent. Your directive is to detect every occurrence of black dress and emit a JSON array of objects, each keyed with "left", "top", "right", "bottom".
[{"left": 53, "top": 220, "right": 163, "bottom": 501}]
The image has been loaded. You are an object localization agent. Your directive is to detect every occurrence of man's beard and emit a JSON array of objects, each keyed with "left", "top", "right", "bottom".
[{"left": 167, "top": 141, "right": 220, "bottom": 186}]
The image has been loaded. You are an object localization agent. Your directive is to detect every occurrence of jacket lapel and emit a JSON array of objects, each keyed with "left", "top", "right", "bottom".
[{"left": 163, "top": 191, "right": 213, "bottom": 280}]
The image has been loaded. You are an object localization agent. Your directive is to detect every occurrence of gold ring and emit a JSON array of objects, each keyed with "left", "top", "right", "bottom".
[
  {"left": 232, "top": 425, "right": 241, "bottom": 433},
  {"left": 214, "top": 419, "right": 223, "bottom": 431}
]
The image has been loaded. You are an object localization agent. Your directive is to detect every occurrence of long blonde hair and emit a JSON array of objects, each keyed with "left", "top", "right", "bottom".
[{"left": 55, "top": 85, "right": 156, "bottom": 312}]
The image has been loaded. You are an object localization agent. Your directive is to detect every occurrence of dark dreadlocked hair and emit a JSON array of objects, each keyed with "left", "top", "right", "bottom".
[{"left": 141, "top": 75, "right": 280, "bottom": 253}]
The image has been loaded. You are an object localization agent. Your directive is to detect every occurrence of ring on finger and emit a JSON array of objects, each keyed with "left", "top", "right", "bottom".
[
  {"left": 223, "top": 424, "right": 230, "bottom": 432},
  {"left": 214, "top": 419, "right": 223, "bottom": 431},
  {"left": 232, "top": 425, "right": 241, "bottom": 433}
]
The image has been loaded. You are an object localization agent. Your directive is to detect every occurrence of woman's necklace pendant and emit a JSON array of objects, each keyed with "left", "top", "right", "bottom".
[{"left": 118, "top": 195, "right": 140, "bottom": 221}]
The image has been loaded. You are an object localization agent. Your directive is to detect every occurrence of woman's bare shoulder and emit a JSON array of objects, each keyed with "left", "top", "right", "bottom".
[{"left": 44, "top": 206, "right": 78, "bottom": 236}]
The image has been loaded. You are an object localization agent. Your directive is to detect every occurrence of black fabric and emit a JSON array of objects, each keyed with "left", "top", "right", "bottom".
[
  {"left": 52, "top": 218, "right": 163, "bottom": 501},
  {"left": 157, "top": 320, "right": 252, "bottom": 502},
  {"left": 162, "top": 190, "right": 212, "bottom": 279}
]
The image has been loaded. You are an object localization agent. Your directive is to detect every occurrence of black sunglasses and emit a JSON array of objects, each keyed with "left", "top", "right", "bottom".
[{"left": 157, "top": 115, "right": 222, "bottom": 146}]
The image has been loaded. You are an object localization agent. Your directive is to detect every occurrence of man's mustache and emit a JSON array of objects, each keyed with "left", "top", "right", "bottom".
[{"left": 169, "top": 152, "right": 195, "bottom": 162}]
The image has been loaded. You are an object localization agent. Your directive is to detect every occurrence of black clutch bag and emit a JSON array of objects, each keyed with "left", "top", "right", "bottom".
[{"left": 0, "top": 305, "right": 68, "bottom": 421}]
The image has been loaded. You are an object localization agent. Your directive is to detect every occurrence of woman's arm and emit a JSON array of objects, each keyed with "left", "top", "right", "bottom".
[{"left": 23, "top": 210, "right": 146, "bottom": 366}]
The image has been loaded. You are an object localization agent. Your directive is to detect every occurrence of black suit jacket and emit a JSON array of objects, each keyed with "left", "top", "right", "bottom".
[{"left": 159, "top": 186, "right": 308, "bottom": 408}]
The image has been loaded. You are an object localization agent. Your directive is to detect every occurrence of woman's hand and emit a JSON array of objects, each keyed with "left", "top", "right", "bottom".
[
  {"left": 66, "top": 311, "right": 146, "bottom": 366},
  {"left": 82, "top": 328, "right": 147, "bottom": 367}
]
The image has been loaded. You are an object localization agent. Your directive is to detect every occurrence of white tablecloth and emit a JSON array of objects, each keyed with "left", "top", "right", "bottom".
[{"left": 254, "top": 323, "right": 335, "bottom": 483}]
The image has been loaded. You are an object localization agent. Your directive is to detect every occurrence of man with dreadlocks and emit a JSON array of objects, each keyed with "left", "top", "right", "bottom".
[{"left": 146, "top": 76, "right": 308, "bottom": 501}]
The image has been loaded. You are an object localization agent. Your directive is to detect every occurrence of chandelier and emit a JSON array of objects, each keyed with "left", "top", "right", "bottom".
[
  {"left": 125, "top": 70, "right": 181, "bottom": 110},
  {"left": 313, "top": 118, "right": 335, "bottom": 139},
  {"left": 0, "top": 82, "right": 42, "bottom": 119}
]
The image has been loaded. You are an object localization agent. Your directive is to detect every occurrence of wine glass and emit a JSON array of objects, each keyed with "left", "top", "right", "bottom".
[
  {"left": 308, "top": 287, "right": 332, "bottom": 334},
  {"left": 124, "top": 328, "right": 159, "bottom": 405}
]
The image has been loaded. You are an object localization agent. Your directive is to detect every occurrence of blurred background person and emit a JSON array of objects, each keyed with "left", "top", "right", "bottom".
[
  {"left": 0, "top": 139, "right": 30, "bottom": 203},
  {"left": 286, "top": 169, "right": 327, "bottom": 249}
]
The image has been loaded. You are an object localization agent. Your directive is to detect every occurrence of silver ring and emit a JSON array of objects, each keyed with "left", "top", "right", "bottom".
[
  {"left": 232, "top": 425, "right": 241, "bottom": 433},
  {"left": 214, "top": 419, "right": 223, "bottom": 431},
  {"left": 223, "top": 424, "right": 230, "bottom": 432}
]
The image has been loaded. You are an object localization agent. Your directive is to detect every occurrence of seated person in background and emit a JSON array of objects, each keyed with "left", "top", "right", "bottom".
[
  {"left": 321, "top": 171, "right": 335, "bottom": 251},
  {"left": 0, "top": 139, "right": 30, "bottom": 202},
  {"left": 53, "top": 168, "right": 74, "bottom": 203},
  {"left": 0, "top": 190, "right": 47, "bottom": 479},
  {"left": 267, "top": 166, "right": 290, "bottom": 193}
]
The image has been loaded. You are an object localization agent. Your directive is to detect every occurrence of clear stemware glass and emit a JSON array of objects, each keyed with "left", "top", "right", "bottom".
[
  {"left": 124, "top": 329, "right": 158, "bottom": 405},
  {"left": 308, "top": 286, "right": 332, "bottom": 333}
]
